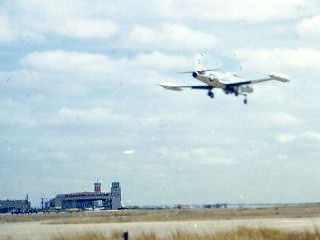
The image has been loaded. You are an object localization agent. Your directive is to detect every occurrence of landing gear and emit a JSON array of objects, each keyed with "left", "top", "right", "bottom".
[
  {"left": 207, "top": 91, "right": 214, "bottom": 98},
  {"left": 243, "top": 95, "right": 248, "bottom": 105}
]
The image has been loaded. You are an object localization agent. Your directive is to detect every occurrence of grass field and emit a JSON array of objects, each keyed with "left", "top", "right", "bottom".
[
  {"left": 37, "top": 227, "right": 320, "bottom": 240},
  {"left": 2, "top": 204, "right": 320, "bottom": 224},
  {"left": 2, "top": 205, "right": 320, "bottom": 240}
]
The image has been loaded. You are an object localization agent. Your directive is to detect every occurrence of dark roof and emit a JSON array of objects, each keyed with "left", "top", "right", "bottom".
[{"left": 56, "top": 191, "right": 110, "bottom": 199}]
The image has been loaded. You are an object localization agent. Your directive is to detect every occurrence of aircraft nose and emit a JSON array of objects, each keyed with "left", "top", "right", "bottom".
[{"left": 192, "top": 72, "right": 198, "bottom": 78}]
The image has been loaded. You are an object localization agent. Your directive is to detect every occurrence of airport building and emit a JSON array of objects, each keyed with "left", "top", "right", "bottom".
[
  {"left": 0, "top": 198, "right": 31, "bottom": 213},
  {"left": 46, "top": 181, "right": 121, "bottom": 210}
]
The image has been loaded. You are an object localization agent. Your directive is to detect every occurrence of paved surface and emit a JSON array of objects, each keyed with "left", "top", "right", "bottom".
[{"left": 1, "top": 218, "right": 320, "bottom": 239}]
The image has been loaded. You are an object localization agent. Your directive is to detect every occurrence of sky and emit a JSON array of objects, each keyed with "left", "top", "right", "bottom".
[{"left": 1, "top": 0, "right": 320, "bottom": 206}]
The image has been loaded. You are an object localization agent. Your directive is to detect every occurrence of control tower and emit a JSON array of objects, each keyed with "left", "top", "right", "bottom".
[{"left": 111, "top": 182, "right": 121, "bottom": 210}]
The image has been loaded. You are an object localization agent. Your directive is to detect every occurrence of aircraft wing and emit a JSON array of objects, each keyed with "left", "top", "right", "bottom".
[
  {"left": 159, "top": 81, "right": 212, "bottom": 91},
  {"left": 225, "top": 74, "right": 290, "bottom": 87},
  {"left": 250, "top": 74, "right": 290, "bottom": 84}
]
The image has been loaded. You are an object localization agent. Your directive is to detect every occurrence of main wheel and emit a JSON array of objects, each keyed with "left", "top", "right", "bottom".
[
  {"left": 209, "top": 92, "right": 214, "bottom": 98},
  {"left": 244, "top": 98, "right": 248, "bottom": 104}
]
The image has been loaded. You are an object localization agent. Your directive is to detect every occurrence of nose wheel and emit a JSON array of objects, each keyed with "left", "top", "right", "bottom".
[{"left": 207, "top": 91, "right": 214, "bottom": 98}]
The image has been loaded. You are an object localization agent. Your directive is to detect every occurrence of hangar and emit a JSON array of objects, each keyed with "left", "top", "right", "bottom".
[{"left": 46, "top": 182, "right": 121, "bottom": 210}]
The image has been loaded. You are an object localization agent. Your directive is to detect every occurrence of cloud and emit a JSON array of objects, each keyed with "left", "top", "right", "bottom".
[
  {"left": 0, "top": 99, "right": 37, "bottom": 127},
  {"left": 235, "top": 48, "right": 320, "bottom": 75},
  {"left": 128, "top": 24, "right": 219, "bottom": 51},
  {"left": 56, "top": 107, "right": 114, "bottom": 124},
  {"left": 0, "top": 12, "right": 14, "bottom": 43},
  {"left": 268, "top": 112, "right": 301, "bottom": 126},
  {"left": 158, "top": 147, "right": 238, "bottom": 166},
  {"left": 20, "top": 50, "right": 192, "bottom": 78},
  {"left": 155, "top": 0, "right": 317, "bottom": 22},
  {"left": 297, "top": 15, "right": 320, "bottom": 38},
  {"left": 41, "top": 106, "right": 160, "bottom": 128},
  {"left": 302, "top": 131, "right": 320, "bottom": 142},
  {"left": 50, "top": 18, "right": 119, "bottom": 39},
  {"left": 0, "top": 111, "right": 37, "bottom": 127},
  {"left": 132, "top": 51, "right": 191, "bottom": 71},
  {"left": 20, "top": 50, "right": 120, "bottom": 74},
  {"left": 258, "top": 112, "right": 301, "bottom": 128},
  {"left": 123, "top": 149, "right": 136, "bottom": 155},
  {"left": 276, "top": 131, "right": 320, "bottom": 144},
  {"left": 1, "top": 0, "right": 318, "bottom": 45},
  {"left": 16, "top": 0, "right": 314, "bottom": 25},
  {"left": 275, "top": 133, "right": 297, "bottom": 143},
  {"left": 4, "top": 0, "right": 119, "bottom": 41},
  {"left": 277, "top": 154, "right": 289, "bottom": 160},
  {"left": 2, "top": 50, "right": 195, "bottom": 99}
]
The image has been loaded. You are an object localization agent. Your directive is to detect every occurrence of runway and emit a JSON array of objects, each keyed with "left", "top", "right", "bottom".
[{"left": 1, "top": 217, "right": 320, "bottom": 240}]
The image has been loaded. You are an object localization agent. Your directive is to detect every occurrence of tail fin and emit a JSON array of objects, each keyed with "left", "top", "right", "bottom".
[{"left": 194, "top": 53, "right": 205, "bottom": 71}]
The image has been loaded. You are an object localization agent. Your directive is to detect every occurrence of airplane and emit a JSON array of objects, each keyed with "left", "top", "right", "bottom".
[{"left": 159, "top": 55, "right": 289, "bottom": 104}]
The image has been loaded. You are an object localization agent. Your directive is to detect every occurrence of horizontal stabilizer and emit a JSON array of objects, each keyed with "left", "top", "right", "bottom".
[{"left": 158, "top": 81, "right": 184, "bottom": 91}]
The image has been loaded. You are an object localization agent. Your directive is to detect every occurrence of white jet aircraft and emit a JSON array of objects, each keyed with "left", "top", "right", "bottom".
[{"left": 159, "top": 55, "right": 289, "bottom": 104}]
